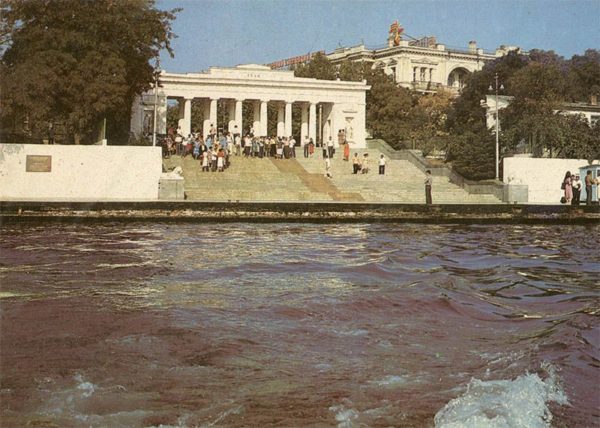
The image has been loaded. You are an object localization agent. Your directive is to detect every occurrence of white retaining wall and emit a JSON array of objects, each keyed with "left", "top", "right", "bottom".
[
  {"left": 0, "top": 144, "right": 162, "bottom": 201},
  {"left": 504, "top": 157, "right": 596, "bottom": 204}
]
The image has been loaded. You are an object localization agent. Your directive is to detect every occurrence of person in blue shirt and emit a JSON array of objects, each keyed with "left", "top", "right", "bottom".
[
  {"left": 206, "top": 135, "right": 213, "bottom": 150},
  {"left": 219, "top": 133, "right": 228, "bottom": 152}
]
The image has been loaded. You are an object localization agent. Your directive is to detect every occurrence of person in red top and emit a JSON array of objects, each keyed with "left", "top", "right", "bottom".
[{"left": 563, "top": 171, "right": 573, "bottom": 204}]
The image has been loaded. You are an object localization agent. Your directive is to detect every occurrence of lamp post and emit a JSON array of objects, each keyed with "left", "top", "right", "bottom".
[
  {"left": 152, "top": 58, "right": 161, "bottom": 147},
  {"left": 489, "top": 73, "right": 504, "bottom": 181}
]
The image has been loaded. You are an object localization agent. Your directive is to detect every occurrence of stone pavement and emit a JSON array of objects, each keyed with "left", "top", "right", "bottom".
[{"left": 163, "top": 149, "right": 501, "bottom": 203}]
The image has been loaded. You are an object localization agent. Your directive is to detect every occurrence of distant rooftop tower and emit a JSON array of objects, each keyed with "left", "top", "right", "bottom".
[
  {"left": 468, "top": 41, "right": 477, "bottom": 53},
  {"left": 388, "top": 20, "right": 404, "bottom": 47}
]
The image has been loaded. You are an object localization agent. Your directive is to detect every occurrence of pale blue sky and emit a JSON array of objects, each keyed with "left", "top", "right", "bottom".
[{"left": 157, "top": 0, "right": 600, "bottom": 72}]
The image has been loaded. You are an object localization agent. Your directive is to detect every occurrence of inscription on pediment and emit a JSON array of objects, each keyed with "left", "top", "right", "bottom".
[{"left": 411, "top": 57, "right": 439, "bottom": 65}]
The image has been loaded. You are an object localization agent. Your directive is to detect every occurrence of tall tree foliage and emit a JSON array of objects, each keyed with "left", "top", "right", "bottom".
[
  {"left": 501, "top": 61, "right": 567, "bottom": 156},
  {"left": 1, "top": 0, "right": 179, "bottom": 144},
  {"left": 566, "top": 49, "right": 600, "bottom": 102},
  {"left": 293, "top": 52, "right": 336, "bottom": 80},
  {"left": 446, "top": 51, "right": 529, "bottom": 134},
  {"left": 446, "top": 124, "right": 496, "bottom": 181},
  {"left": 365, "top": 69, "right": 414, "bottom": 148},
  {"left": 446, "top": 49, "right": 599, "bottom": 179}
]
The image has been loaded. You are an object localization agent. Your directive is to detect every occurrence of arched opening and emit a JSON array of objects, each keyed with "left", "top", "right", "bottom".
[{"left": 447, "top": 67, "right": 470, "bottom": 90}]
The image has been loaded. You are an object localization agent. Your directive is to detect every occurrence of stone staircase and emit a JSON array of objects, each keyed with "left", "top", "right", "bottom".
[
  {"left": 269, "top": 158, "right": 363, "bottom": 202},
  {"left": 163, "top": 149, "right": 502, "bottom": 204},
  {"left": 295, "top": 150, "right": 501, "bottom": 204},
  {"left": 163, "top": 155, "right": 333, "bottom": 202}
]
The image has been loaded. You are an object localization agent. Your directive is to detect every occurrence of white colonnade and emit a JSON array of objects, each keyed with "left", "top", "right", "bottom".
[
  {"left": 162, "top": 97, "right": 326, "bottom": 143},
  {"left": 131, "top": 64, "right": 369, "bottom": 147}
]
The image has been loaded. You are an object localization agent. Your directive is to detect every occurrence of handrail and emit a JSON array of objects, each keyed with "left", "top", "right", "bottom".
[{"left": 367, "top": 139, "right": 509, "bottom": 201}]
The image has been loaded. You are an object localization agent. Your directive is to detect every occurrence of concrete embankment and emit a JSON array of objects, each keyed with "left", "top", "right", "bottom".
[{"left": 1, "top": 201, "right": 599, "bottom": 224}]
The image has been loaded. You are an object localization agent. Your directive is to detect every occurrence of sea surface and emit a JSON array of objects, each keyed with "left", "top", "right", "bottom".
[{"left": 0, "top": 221, "right": 598, "bottom": 427}]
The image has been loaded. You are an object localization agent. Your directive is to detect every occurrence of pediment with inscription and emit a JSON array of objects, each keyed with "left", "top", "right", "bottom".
[{"left": 411, "top": 57, "right": 439, "bottom": 66}]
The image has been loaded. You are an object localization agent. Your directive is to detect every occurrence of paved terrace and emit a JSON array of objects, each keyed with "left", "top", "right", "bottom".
[{"left": 164, "top": 147, "right": 501, "bottom": 204}]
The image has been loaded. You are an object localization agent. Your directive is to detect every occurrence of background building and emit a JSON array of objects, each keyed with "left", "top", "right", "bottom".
[{"left": 326, "top": 23, "right": 521, "bottom": 94}]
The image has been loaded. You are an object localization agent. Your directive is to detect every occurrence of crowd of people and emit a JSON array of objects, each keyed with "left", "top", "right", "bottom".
[
  {"left": 160, "top": 125, "right": 312, "bottom": 172},
  {"left": 562, "top": 169, "right": 598, "bottom": 205},
  {"left": 158, "top": 126, "right": 389, "bottom": 177}
]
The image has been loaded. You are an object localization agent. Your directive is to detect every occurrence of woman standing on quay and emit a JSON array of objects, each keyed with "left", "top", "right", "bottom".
[{"left": 563, "top": 171, "right": 573, "bottom": 204}]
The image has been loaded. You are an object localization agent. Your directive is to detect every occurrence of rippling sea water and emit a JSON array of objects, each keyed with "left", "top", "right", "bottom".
[{"left": 0, "top": 221, "right": 598, "bottom": 427}]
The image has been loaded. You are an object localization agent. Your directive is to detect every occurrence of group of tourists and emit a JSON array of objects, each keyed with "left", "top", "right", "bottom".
[
  {"left": 160, "top": 124, "right": 329, "bottom": 173},
  {"left": 347, "top": 153, "right": 386, "bottom": 175},
  {"left": 562, "top": 170, "right": 598, "bottom": 205},
  {"left": 160, "top": 124, "right": 396, "bottom": 179}
]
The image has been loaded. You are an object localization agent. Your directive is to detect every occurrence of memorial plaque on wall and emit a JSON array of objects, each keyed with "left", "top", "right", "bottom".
[{"left": 26, "top": 155, "right": 52, "bottom": 172}]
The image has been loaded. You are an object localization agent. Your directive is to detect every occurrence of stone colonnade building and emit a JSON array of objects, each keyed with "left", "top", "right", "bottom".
[
  {"left": 131, "top": 64, "right": 370, "bottom": 147},
  {"left": 326, "top": 37, "right": 521, "bottom": 94}
]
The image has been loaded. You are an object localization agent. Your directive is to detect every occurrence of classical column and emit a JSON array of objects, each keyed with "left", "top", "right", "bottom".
[
  {"left": 252, "top": 100, "right": 261, "bottom": 135},
  {"left": 177, "top": 98, "right": 185, "bottom": 132},
  {"left": 308, "top": 102, "right": 317, "bottom": 143},
  {"left": 322, "top": 103, "right": 333, "bottom": 144},
  {"left": 202, "top": 99, "right": 211, "bottom": 139},
  {"left": 260, "top": 100, "right": 268, "bottom": 136},
  {"left": 300, "top": 103, "right": 308, "bottom": 140},
  {"left": 277, "top": 104, "right": 285, "bottom": 137},
  {"left": 356, "top": 102, "right": 367, "bottom": 148},
  {"left": 209, "top": 98, "right": 217, "bottom": 133},
  {"left": 235, "top": 99, "right": 243, "bottom": 134},
  {"left": 227, "top": 100, "right": 236, "bottom": 133},
  {"left": 181, "top": 98, "right": 192, "bottom": 137},
  {"left": 154, "top": 94, "right": 167, "bottom": 135},
  {"left": 284, "top": 102, "right": 292, "bottom": 137},
  {"left": 329, "top": 103, "right": 336, "bottom": 146}
]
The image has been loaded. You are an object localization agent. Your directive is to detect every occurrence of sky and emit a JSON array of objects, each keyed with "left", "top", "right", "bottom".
[{"left": 156, "top": 0, "right": 600, "bottom": 73}]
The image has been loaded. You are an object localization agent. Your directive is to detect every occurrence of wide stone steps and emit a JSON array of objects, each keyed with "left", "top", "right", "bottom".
[
  {"left": 163, "top": 150, "right": 501, "bottom": 204},
  {"left": 294, "top": 152, "right": 500, "bottom": 204}
]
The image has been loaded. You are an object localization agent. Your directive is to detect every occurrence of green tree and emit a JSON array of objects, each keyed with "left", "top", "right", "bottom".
[
  {"left": 543, "top": 114, "right": 600, "bottom": 161},
  {"left": 409, "top": 89, "right": 453, "bottom": 155},
  {"left": 364, "top": 68, "right": 414, "bottom": 148},
  {"left": 293, "top": 52, "right": 336, "bottom": 80},
  {"left": 1, "top": 0, "right": 179, "bottom": 144},
  {"left": 501, "top": 61, "right": 567, "bottom": 155},
  {"left": 566, "top": 49, "right": 600, "bottom": 102},
  {"left": 446, "top": 50, "right": 529, "bottom": 134},
  {"left": 338, "top": 59, "right": 365, "bottom": 82},
  {"left": 446, "top": 125, "right": 496, "bottom": 180}
]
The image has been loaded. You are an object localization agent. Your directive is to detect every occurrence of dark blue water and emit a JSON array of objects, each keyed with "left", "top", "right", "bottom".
[{"left": 1, "top": 222, "right": 598, "bottom": 427}]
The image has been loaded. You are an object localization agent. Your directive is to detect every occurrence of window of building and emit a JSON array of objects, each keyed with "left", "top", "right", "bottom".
[
  {"left": 420, "top": 67, "right": 426, "bottom": 82},
  {"left": 413, "top": 67, "right": 417, "bottom": 82},
  {"left": 391, "top": 66, "right": 396, "bottom": 83}
]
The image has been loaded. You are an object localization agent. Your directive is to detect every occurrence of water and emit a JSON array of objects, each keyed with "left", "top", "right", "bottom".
[{"left": 0, "top": 221, "right": 598, "bottom": 427}]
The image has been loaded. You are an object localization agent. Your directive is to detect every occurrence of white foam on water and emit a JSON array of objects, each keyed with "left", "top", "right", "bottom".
[
  {"left": 314, "top": 363, "right": 333, "bottom": 372},
  {"left": 75, "top": 374, "right": 96, "bottom": 398},
  {"left": 333, "top": 328, "right": 369, "bottom": 337},
  {"left": 205, "top": 405, "right": 245, "bottom": 426},
  {"left": 434, "top": 363, "right": 568, "bottom": 428},
  {"left": 369, "top": 372, "right": 428, "bottom": 388},
  {"left": 41, "top": 374, "right": 98, "bottom": 419},
  {"left": 370, "top": 375, "right": 410, "bottom": 387},
  {"left": 329, "top": 404, "right": 359, "bottom": 428}
]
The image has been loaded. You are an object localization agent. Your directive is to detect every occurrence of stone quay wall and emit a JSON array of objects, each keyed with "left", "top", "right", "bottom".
[
  {"left": 1, "top": 201, "right": 598, "bottom": 224},
  {"left": 0, "top": 144, "right": 163, "bottom": 201}
]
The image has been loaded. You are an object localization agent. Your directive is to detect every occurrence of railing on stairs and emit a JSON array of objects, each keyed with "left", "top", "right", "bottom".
[{"left": 367, "top": 139, "right": 520, "bottom": 203}]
